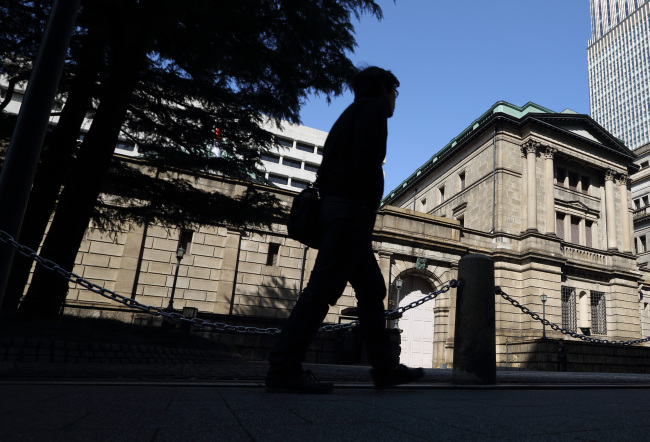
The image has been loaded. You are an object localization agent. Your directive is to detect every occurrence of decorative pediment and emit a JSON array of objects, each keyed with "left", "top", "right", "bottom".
[
  {"left": 555, "top": 198, "right": 600, "bottom": 218},
  {"left": 528, "top": 113, "right": 635, "bottom": 161}
]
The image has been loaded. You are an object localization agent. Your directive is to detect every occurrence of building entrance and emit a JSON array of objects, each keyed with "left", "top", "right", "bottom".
[{"left": 397, "top": 276, "right": 435, "bottom": 368}]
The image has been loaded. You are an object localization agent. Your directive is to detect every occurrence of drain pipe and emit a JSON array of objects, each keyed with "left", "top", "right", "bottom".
[{"left": 491, "top": 128, "right": 497, "bottom": 234}]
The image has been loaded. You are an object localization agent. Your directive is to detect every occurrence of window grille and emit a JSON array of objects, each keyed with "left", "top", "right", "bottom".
[
  {"left": 590, "top": 291, "right": 607, "bottom": 335},
  {"left": 561, "top": 286, "right": 577, "bottom": 332}
]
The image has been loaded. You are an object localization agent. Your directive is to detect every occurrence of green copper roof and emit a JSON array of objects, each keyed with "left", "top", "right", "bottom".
[{"left": 382, "top": 101, "right": 555, "bottom": 205}]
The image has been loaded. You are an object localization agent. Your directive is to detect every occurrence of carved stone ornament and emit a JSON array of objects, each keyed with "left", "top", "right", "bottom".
[
  {"left": 543, "top": 146, "right": 557, "bottom": 159},
  {"left": 521, "top": 139, "right": 540, "bottom": 156},
  {"left": 605, "top": 169, "right": 616, "bottom": 182}
]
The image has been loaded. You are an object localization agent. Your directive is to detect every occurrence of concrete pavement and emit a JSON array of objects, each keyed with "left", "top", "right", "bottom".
[
  {"left": 3, "top": 381, "right": 650, "bottom": 441},
  {"left": 4, "top": 321, "right": 650, "bottom": 440}
]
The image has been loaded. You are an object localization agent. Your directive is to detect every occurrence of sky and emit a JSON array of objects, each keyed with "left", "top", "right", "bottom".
[{"left": 298, "top": 0, "right": 592, "bottom": 197}]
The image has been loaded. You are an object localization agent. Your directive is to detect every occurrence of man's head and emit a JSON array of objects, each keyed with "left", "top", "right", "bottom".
[{"left": 351, "top": 66, "right": 399, "bottom": 117}]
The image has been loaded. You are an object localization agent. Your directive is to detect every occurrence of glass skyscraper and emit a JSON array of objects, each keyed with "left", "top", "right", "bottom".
[{"left": 588, "top": 0, "right": 650, "bottom": 149}]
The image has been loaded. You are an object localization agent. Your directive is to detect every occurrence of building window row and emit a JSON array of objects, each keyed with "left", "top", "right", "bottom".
[
  {"left": 267, "top": 173, "right": 309, "bottom": 190},
  {"left": 427, "top": 170, "right": 468, "bottom": 210},
  {"left": 262, "top": 153, "right": 319, "bottom": 173},
  {"left": 276, "top": 137, "right": 323, "bottom": 156}
]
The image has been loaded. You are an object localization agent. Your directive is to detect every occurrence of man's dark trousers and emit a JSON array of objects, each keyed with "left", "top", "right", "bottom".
[{"left": 268, "top": 198, "right": 397, "bottom": 377}]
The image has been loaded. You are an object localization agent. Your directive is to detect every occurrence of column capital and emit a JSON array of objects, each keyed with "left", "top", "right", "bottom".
[
  {"left": 543, "top": 146, "right": 557, "bottom": 159},
  {"left": 521, "top": 139, "right": 540, "bottom": 155},
  {"left": 605, "top": 169, "right": 617, "bottom": 182},
  {"left": 618, "top": 173, "right": 629, "bottom": 186}
]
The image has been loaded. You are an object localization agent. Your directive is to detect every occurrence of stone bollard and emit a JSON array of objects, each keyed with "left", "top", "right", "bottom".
[{"left": 452, "top": 253, "right": 496, "bottom": 385}]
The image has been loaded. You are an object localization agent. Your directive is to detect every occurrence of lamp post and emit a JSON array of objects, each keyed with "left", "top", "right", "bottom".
[
  {"left": 394, "top": 277, "right": 403, "bottom": 329},
  {"left": 540, "top": 293, "right": 548, "bottom": 339},
  {"left": 167, "top": 246, "right": 185, "bottom": 311}
]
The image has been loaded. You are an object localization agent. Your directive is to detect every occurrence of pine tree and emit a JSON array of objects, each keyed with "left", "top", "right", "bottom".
[{"left": 1, "top": 0, "right": 384, "bottom": 319}]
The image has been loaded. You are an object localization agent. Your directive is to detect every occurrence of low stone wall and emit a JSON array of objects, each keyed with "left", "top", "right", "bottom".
[
  {"left": 498, "top": 338, "right": 650, "bottom": 373},
  {"left": 64, "top": 305, "right": 400, "bottom": 365}
]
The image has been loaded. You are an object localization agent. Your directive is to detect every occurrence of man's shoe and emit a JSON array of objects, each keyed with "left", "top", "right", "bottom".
[
  {"left": 265, "top": 369, "right": 334, "bottom": 394},
  {"left": 371, "top": 364, "right": 424, "bottom": 390}
]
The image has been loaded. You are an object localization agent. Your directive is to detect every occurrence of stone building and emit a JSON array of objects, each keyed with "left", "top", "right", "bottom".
[
  {"left": 23, "top": 100, "right": 648, "bottom": 370},
  {"left": 630, "top": 141, "right": 650, "bottom": 338},
  {"left": 382, "top": 101, "right": 642, "bottom": 367}
]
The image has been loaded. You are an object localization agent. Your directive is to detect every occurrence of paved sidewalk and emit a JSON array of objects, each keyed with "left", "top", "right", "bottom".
[
  {"left": 4, "top": 326, "right": 650, "bottom": 440},
  {"left": 3, "top": 382, "right": 650, "bottom": 441}
]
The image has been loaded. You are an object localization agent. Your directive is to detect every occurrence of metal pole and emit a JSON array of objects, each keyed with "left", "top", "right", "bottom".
[
  {"left": 166, "top": 258, "right": 181, "bottom": 311},
  {"left": 0, "top": 0, "right": 81, "bottom": 310},
  {"left": 541, "top": 293, "right": 548, "bottom": 340}
]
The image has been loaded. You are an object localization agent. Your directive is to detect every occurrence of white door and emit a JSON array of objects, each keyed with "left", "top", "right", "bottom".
[{"left": 398, "top": 290, "right": 435, "bottom": 368}]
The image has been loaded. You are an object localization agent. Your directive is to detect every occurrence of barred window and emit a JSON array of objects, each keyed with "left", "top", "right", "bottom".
[
  {"left": 590, "top": 291, "right": 607, "bottom": 335},
  {"left": 562, "top": 286, "right": 577, "bottom": 332}
]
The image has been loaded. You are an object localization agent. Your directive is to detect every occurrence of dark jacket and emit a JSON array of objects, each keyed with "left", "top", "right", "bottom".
[{"left": 317, "top": 97, "right": 388, "bottom": 209}]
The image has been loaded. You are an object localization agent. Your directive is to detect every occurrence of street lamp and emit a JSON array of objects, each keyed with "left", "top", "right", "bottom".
[
  {"left": 167, "top": 246, "right": 185, "bottom": 311},
  {"left": 540, "top": 293, "right": 548, "bottom": 339},
  {"left": 394, "top": 277, "right": 403, "bottom": 329}
]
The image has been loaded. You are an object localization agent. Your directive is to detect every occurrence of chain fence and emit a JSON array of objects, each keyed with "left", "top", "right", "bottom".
[
  {"left": 497, "top": 286, "right": 650, "bottom": 346},
  {"left": 0, "top": 229, "right": 456, "bottom": 335}
]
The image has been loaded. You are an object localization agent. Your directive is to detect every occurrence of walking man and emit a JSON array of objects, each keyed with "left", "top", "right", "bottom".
[{"left": 266, "top": 66, "right": 424, "bottom": 393}]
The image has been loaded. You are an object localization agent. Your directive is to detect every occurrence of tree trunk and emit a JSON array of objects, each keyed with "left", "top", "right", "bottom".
[
  {"left": 18, "top": 36, "right": 147, "bottom": 320},
  {"left": 1, "top": 34, "right": 105, "bottom": 313}
]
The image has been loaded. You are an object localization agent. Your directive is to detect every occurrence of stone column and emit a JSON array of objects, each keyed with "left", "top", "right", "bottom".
[
  {"left": 523, "top": 140, "right": 539, "bottom": 231},
  {"left": 605, "top": 169, "right": 618, "bottom": 250},
  {"left": 544, "top": 146, "right": 557, "bottom": 235},
  {"left": 619, "top": 174, "right": 631, "bottom": 252}
]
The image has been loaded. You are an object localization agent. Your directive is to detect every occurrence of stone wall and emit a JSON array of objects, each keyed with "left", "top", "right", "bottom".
[{"left": 500, "top": 338, "right": 650, "bottom": 373}]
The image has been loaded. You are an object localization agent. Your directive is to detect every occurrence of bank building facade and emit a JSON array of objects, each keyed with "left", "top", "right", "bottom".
[{"left": 30, "top": 100, "right": 649, "bottom": 369}]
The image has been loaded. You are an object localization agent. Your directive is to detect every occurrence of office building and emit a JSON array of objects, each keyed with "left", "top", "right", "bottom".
[{"left": 588, "top": 0, "right": 650, "bottom": 149}]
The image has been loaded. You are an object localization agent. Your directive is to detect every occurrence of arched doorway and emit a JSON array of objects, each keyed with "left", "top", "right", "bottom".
[{"left": 396, "top": 275, "right": 436, "bottom": 368}]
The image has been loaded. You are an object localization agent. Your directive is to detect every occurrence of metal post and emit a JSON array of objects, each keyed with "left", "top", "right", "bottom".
[
  {"left": 166, "top": 247, "right": 184, "bottom": 311},
  {"left": 0, "top": 0, "right": 81, "bottom": 310},
  {"left": 394, "top": 276, "right": 402, "bottom": 329},
  {"left": 452, "top": 253, "right": 496, "bottom": 385},
  {"left": 541, "top": 293, "right": 548, "bottom": 339}
]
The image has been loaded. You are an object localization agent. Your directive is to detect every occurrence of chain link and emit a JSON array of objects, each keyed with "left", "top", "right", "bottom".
[
  {"left": 496, "top": 286, "right": 650, "bottom": 346},
  {"left": 0, "top": 230, "right": 456, "bottom": 334}
]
